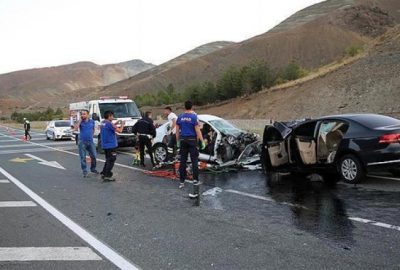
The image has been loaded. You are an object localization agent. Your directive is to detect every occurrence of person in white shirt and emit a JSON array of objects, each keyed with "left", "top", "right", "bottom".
[{"left": 164, "top": 106, "right": 178, "bottom": 157}]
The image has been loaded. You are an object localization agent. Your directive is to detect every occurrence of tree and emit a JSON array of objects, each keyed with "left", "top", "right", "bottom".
[
  {"left": 283, "top": 62, "right": 302, "bottom": 81},
  {"left": 55, "top": 108, "right": 63, "bottom": 115},
  {"left": 216, "top": 66, "right": 243, "bottom": 100}
]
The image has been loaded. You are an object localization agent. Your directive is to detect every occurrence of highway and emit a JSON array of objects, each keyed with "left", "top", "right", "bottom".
[{"left": 0, "top": 125, "right": 399, "bottom": 270}]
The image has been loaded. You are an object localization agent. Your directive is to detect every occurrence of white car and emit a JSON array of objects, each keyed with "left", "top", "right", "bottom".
[
  {"left": 45, "top": 120, "right": 73, "bottom": 141},
  {"left": 153, "top": 114, "right": 260, "bottom": 165}
]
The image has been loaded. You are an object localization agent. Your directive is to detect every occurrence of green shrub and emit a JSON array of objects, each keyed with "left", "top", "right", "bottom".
[{"left": 346, "top": 45, "right": 364, "bottom": 57}]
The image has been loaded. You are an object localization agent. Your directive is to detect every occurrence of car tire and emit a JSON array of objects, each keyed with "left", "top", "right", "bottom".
[
  {"left": 153, "top": 143, "right": 168, "bottom": 164},
  {"left": 339, "top": 154, "right": 365, "bottom": 184},
  {"left": 46, "top": 133, "right": 50, "bottom": 140},
  {"left": 52, "top": 133, "right": 56, "bottom": 141}
]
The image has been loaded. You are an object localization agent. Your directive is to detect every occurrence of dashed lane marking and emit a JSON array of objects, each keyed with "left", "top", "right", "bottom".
[
  {"left": 0, "top": 130, "right": 146, "bottom": 173},
  {"left": 203, "top": 188, "right": 400, "bottom": 233},
  {"left": 0, "top": 167, "right": 140, "bottom": 270},
  {"left": 0, "top": 179, "right": 10, "bottom": 183},
  {"left": 0, "top": 247, "right": 102, "bottom": 261},
  {"left": 224, "top": 189, "right": 309, "bottom": 209},
  {"left": 0, "top": 201, "right": 37, "bottom": 207},
  {"left": 0, "top": 141, "right": 76, "bottom": 149},
  {"left": 349, "top": 217, "right": 400, "bottom": 232},
  {"left": 0, "top": 146, "right": 77, "bottom": 155},
  {"left": 368, "top": 174, "right": 400, "bottom": 182}
]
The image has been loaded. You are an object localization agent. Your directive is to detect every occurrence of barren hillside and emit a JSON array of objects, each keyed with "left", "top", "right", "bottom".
[
  {"left": 103, "top": 0, "right": 400, "bottom": 97},
  {"left": 199, "top": 26, "right": 400, "bottom": 120},
  {"left": 0, "top": 60, "right": 154, "bottom": 112}
]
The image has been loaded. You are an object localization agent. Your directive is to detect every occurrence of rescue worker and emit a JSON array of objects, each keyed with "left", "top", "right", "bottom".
[
  {"left": 164, "top": 106, "right": 178, "bottom": 158},
  {"left": 23, "top": 118, "right": 32, "bottom": 140},
  {"left": 100, "top": 110, "right": 124, "bottom": 181},
  {"left": 74, "top": 109, "right": 97, "bottom": 178},
  {"left": 176, "top": 101, "right": 205, "bottom": 191},
  {"left": 132, "top": 111, "right": 156, "bottom": 168}
]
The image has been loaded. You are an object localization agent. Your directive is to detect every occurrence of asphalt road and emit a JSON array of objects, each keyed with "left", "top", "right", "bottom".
[{"left": 0, "top": 125, "right": 399, "bottom": 270}]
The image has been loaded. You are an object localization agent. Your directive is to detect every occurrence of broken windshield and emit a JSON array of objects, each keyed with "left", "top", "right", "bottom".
[{"left": 209, "top": 119, "right": 243, "bottom": 136}]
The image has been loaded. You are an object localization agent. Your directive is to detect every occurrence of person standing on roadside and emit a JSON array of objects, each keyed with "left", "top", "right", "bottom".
[
  {"left": 23, "top": 118, "right": 32, "bottom": 140},
  {"left": 176, "top": 101, "right": 205, "bottom": 191},
  {"left": 74, "top": 110, "right": 97, "bottom": 178},
  {"left": 132, "top": 111, "right": 156, "bottom": 168},
  {"left": 164, "top": 106, "right": 178, "bottom": 158},
  {"left": 100, "top": 110, "right": 124, "bottom": 181}
]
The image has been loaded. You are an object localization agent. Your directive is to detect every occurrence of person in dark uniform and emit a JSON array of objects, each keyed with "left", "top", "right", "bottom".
[
  {"left": 23, "top": 118, "right": 32, "bottom": 140},
  {"left": 132, "top": 111, "right": 156, "bottom": 168},
  {"left": 176, "top": 101, "right": 205, "bottom": 191}
]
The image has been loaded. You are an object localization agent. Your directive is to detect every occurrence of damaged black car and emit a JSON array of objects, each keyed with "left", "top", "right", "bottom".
[{"left": 262, "top": 114, "right": 400, "bottom": 184}]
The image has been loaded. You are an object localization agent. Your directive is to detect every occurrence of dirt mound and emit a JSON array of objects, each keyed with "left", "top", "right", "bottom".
[
  {"left": 103, "top": 0, "right": 400, "bottom": 97},
  {"left": 199, "top": 26, "right": 400, "bottom": 120}
]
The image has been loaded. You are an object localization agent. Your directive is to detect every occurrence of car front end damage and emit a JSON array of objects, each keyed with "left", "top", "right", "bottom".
[{"left": 214, "top": 132, "right": 262, "bottom": 170}]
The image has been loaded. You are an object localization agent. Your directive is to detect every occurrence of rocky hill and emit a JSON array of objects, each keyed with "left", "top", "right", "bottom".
[
  {"left": 103, "top": 0, "right": 400, "bottom": 97},
  {"left": 199, "top": 25, "right": 400, "bottom": 120},
  {"left": 0, "top": 59, "right": 154, "bottom": 112}
]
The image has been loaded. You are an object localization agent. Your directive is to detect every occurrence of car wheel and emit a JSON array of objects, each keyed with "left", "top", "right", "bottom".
[
  {"left": 52, "top": 133, "right": 56, "bottom": 141},
  {"left": 97, "top": 136, "right": 105, "bottom": 154},
  {"left": 46, "top": 132, "right": 50, "bottom": 140},
  {"left": 153, "top": 143, "right": 168, "bottom": 164},
  {"left": 339, "top": 154, "right": 365, "bottom": 184}
]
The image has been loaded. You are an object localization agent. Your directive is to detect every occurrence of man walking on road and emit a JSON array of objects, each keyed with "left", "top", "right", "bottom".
[
  {"left": 74, "top": 110, "right": 97, "bottom": 178},
  {"left": 100, "top": 110, "right": 124, "bottom": 181},
  {"left": 176, "top": 101, "right": 205, "bottom": 193},
  {"left": 132, "top": 111, "right": 156, "bottom": 168},
  {"left": 164, "top": 106, "right": 178, "bottom": 158},
  {"left": 23, "top": 118, "right": 32, "bottom": 140}
]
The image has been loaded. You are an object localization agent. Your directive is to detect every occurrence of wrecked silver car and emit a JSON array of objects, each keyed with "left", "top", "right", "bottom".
[{"left": 153, "top": 114, "right": 261, "bottom": 168}]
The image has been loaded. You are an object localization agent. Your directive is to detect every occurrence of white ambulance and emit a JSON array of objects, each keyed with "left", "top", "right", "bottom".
[{"left": 69, "top": 96, "right": 141, "bottom": 151}]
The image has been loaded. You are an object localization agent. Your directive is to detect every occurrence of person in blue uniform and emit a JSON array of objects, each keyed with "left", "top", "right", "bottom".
[
  {"left": 100, "top": 110, "right": 124, "bottom": 181},
  {"left": 176, "top": 100, "right": 205, "bottom": 190}
]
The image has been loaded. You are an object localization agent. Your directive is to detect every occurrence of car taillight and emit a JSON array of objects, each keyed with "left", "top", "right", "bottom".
[{"left": 379, "top": 133, "right": 400, "bottom": 144}]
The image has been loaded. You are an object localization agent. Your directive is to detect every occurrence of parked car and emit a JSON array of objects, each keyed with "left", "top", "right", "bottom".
[
  {"left": 153, "top": 114, "right": 260, "bottom": 165},
  {"left": 45, "top": 120, "right": 73, "bottom": 140},
  {"left": 262, "top": 114, "right": 400, "bottom": 184}
]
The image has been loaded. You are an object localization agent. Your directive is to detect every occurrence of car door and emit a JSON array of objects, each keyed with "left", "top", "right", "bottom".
[
  {"left": 262, "top": 125, "right": 289, "bottom": 168},
  {"left": 316, "top": 120, "right": 349, "bottom": 164},
  {"left": 293, "top": 121, "right": 318, "bottom": 165}
]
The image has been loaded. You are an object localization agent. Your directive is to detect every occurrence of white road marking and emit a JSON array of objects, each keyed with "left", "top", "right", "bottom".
[
  {"left": 349, "top": 217, "right": 400, "bottom": 232},
  {"left": 0, "top": 139, "right": 19, "bottom": 142},
  {"left": 0, "top": 129, "right": 146, "bottom": 173},
  {"left": 367, "top": 174, "right": 400, "bottom": 182},
  {"left": 0, "top": 146, "right": 77, "bottom": 155},
  {"left": 25, "top": 153, "right": 66, "bottom": 170},
  {"left": 0, "top": 247, "right": 102, "bottom": 261},
  {"left": 210, "top": 188, "right": 400, "bottom": 233},
  {"left": 0, "top": 141, "right": 75, "bottom": 149},
  {"left": 0, "top": 201, "right": 37, "bottom": 207},
  {"left": 0, "top": 179, "right": 10, "bottom": 183},
  {"left": 0, "top": 167, "right": 139, "bottom": 270},
  {"left": 224, "top": 189, "right": 275, "bottom": 202}
]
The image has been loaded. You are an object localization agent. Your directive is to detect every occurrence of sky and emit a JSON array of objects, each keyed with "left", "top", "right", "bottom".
[{"left": 0, "top": 0, "right": 324, "bottom": 74}]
